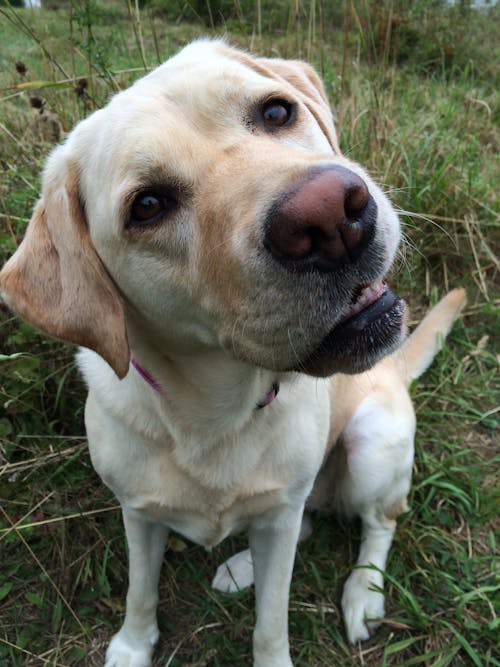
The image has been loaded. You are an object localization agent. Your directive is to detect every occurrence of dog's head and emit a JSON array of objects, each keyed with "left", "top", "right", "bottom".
[{"left": 0, "top": 40, "right": 405, "bottom": 379}]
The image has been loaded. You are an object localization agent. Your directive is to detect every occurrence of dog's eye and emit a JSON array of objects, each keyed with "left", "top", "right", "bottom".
[
  {"left": 261, "top": 100, "right": 293, "bottom": 128},
  {"left": 129, "top": 191, "right": 176, "bottom": 226}
]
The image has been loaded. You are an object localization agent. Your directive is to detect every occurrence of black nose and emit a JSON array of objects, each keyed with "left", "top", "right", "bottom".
[{"left": 264, "top": 166, "right": 376, "bottom": 272}]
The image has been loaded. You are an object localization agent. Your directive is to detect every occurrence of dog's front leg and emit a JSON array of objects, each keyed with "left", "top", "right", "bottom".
[
  {"left": 105, "top": 509, "right": 169, "bottom": 667},
  {"left": 250, "top": 506, "right": 303, "bottom": 667}
]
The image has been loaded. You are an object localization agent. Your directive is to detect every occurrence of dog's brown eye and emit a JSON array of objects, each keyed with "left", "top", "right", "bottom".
[
  {"left": 262, "top": 100, "right": 293, "bottom": 127},
  {"left": 132, "top": 193, "right": 162, "bottom": 221},
  {"left": 129, "top": 190, "right": 176, "bottom": 226}
]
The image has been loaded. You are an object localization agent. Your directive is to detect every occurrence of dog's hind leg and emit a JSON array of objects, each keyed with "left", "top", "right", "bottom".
[
  {"left": 336, "top": 392, "right": 414, "bottom": 644},
  {"left": 341, "top": 508, "right": 397, "bottom": 643},
  {"left": 212, "top": 547, "right": 254, "bottom": 592},
  {"left": 105, "top": 509, "right": 169, "bottom": 667}
]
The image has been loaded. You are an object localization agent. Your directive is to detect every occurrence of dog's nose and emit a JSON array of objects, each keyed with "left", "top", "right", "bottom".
[{"left": 264, "top": 167, "right": 376, "bottom": 272}]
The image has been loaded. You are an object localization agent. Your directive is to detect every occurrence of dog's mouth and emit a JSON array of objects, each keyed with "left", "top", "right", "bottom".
[
  {"left": 295, "top": 279, "right": 406, "bottom": 377},
  {"left": 338, "top": 279, "right": 389, "bottom": 324}
]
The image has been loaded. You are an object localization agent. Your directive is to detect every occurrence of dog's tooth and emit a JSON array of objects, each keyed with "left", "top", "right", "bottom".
[{"left": 339, "top": 280, "right": 388, "bottom": 324}]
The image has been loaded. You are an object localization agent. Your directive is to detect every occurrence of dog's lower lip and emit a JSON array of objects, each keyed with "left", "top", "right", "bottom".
[
  {"left": 295, "top": 287, "right": 406, "bottom": 377},
  {"left": 336, "top": 286, "right": 398, "bottom": 333}
]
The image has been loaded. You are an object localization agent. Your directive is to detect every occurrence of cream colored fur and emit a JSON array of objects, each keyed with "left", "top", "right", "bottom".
[{"left": 0, "top": 39, "right": 464, "bottom": 665}]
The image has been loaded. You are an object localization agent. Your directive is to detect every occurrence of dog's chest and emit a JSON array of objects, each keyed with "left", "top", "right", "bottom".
[
  {"left": 85, "top": 376, "right": 330, "bottom": 548},
  {"left": 112, "top": 448, "right": 290, "bottom": 547},
  {"left": 130, "top": 481, "right": 287, "bottom": 548}
]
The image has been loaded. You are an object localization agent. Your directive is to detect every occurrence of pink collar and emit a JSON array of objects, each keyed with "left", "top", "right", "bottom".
[
  {"left": 256, "top": 382, "right": 280, "bottom": 409},
  {"left": 130, "top": 357, "right": 279, "bottom": 409},
  {"left": 130, "top": 358, "right": 165, "bottom": 395}
]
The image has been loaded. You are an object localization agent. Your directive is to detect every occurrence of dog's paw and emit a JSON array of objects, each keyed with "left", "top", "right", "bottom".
[
  {"left": 212, "top": 548, "right": 254, "bottom": 592},
  {"left": 104, "top": 628, "right": 158, "bottom": 667},
  {"left": 341, "top": 568, "right": 385, "bottom": 644}
]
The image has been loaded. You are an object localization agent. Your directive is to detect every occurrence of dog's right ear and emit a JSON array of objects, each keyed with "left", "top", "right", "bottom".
[{"left": 0, "top": 144, "right": 130, "bottom": 378}]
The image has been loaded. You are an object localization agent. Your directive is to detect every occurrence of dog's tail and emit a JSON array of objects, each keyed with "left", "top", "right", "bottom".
[{"left": 394, "top": 288, "right": 467, "bottom": 385}]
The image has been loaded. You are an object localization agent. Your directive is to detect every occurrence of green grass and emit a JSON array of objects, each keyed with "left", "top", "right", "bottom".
[{"left": 0, "top": 1, "right": 498, "bottom": 665}]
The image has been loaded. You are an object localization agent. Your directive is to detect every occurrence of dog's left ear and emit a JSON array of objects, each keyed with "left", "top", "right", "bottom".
[{"left": 228, "top": 48, "right": 340, "bottom": 153}]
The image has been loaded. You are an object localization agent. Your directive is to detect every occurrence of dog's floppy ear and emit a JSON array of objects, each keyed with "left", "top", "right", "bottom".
[
  {"left": 0, "top": 145, "right": 130, "bottom": 378},
  {"left": 228, "top": 48, "right": 340, "bottom": 153}
]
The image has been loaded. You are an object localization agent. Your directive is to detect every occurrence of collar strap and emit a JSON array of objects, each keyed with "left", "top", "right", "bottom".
[
  {"left": 130, "top": 358, "right": 165, "bottom": 395},
  {"left": 130, "top": 358, "right": 279, "bottom": 410},
  {"left": 256, "top": 382, "right": 280, "bottom": 409}
]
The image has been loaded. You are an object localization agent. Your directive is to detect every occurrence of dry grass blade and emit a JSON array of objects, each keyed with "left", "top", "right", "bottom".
[
  {"left": 0, "top": 505, "right": 120, "bottom": 537},
  {"left": 0, "top": 443, "right": 86, "bottom": 479}
]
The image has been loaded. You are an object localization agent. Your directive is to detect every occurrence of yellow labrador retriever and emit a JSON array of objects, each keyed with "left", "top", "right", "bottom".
[{"left": 0, "top": 39, "right": 464, "bottom": 665}]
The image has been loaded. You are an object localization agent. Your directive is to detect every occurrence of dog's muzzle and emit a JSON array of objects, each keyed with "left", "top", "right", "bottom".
[{"left": 262, "top": 166, "right": 406, "bottom": 376}]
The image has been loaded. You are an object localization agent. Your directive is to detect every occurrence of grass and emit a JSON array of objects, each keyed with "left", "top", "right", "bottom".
[{"left": 0, "top": 1, "right": 498, "bottom": 665}]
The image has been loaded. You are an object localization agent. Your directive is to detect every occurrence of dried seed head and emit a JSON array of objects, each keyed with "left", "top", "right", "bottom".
[
  {"left": 15, "top": 61, "right": 27, "bottom": 75},
  {"left": 75, "top": 78, "right": 88, "bottom": 95},
  {"left": 30, "top": 96, "right": 44, "bottom": 110}
]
